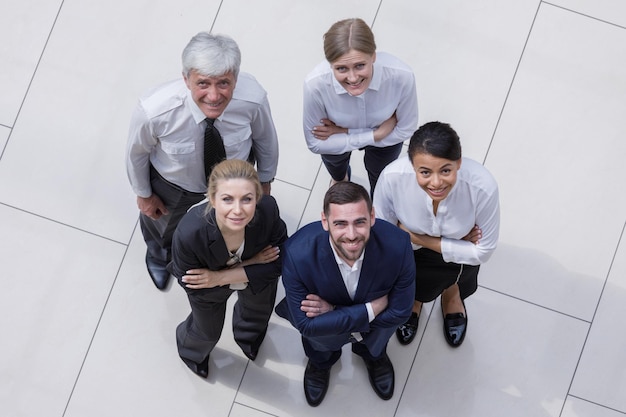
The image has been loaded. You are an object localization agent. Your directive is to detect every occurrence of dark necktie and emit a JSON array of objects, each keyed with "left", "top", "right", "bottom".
[{"left": 203, "top": 118, "right": 226, "bottom": 181}]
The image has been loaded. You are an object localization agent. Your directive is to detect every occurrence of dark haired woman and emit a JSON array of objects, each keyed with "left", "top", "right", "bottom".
[{"left": 373, "top": 121, "right": 500, "bottom": 347}]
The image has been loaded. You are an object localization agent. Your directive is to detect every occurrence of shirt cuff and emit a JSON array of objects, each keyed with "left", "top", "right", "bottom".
[{"left": 365, "top": 302, "right": 375, "bottom": 322}]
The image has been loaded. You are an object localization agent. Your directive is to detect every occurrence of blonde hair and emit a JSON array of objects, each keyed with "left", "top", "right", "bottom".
[
  {"left": 204, "top": 159, "right": 263, "bottom": 216},
  {"left": 323, "top": 18, "right": 376, "bottom": 63}
]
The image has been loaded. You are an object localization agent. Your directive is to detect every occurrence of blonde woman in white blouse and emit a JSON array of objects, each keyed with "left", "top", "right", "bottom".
[
  {"left": 373, "top": 121, "right": 500, "bottom": 347},
  {"left": 303, "top": 18, "right": 418, "bottom": 195}
]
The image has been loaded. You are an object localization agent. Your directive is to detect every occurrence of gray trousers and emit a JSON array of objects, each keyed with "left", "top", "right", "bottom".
[{"left": 139, "top": 166, "right": 205, "bottom": 265}]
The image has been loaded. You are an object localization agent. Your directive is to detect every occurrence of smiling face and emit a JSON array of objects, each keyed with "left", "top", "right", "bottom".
[
  {"left": 331, "top": 50, "right": 376, "bottom": 96},
  {"left": 184, "top": 70, "right": 236, "bottom": 119},
  {"left": 321, "top": 199, "right": 375, "bottom": 266},
  {"left": 210, "top": 178, "right": 257, "bottom": 233},
  {"left": 411, "top": 152, "right": 462, "bottom": 204}
]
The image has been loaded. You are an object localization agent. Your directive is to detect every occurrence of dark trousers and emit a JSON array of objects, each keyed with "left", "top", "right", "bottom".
[
  {"left": 302, "top": 326, "right": 395, "bottom": 369},
  {"left": 139, "top": 166, "right": 205, "bottom": 265},
  {"left": 176, "top": 280, "right": 279, "bottom": 364},
  {"left": 413, "top": 248, "right": 480, "bottom": 302},
  {"left": 321, "top": 142, "right": 403, "bottom": 195}
]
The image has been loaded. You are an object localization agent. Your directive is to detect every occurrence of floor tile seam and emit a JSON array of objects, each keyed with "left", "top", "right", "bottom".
[
  {"left": 4, "top": 2, "right": 65, "bottom": 162},
  {"left": 392, "top": 304, "right": 434, "bottom": 417},
  {"left": 477, "top": 284, "right": 592, "bottom": 324},
  {"left": 557, "top": 220, "right": 626, "bottom": 416},
  {"left": 370, "top": 0, "right": 383, "bottom": 29},
  {"left": 484, "top": 1, "right": 541, "bottom": 166},
  {"left": 231, "top": 400, "right": 279, "bottom": 417},
  {"left": 60, "top": 236, "right": 132, "bottom": 417},
  {"left": 0, "top": 126, "right": 12, "bottom": 163},
  {"left": 273, "top": 177, "right": 312, "bottom": 192},
  {"left": 566, "top": 394, "right": 626, "bottom": 415},
  {"left": 0, "top": 201, "right": 129, "bottom": 247},
  {"left": 293, "top": 162, "right": 324, "bottom": 231},
  {"left": 542, "top": 1, "right": 626, "bottom": 30}
]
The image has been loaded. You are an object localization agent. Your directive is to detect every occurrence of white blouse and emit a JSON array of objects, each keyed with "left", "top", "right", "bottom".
[
  {"left": 303, "top": 52, "right": 418, "bottom": 155},
  {"left": 373, "top": 156, "right": 500, "bottom": 266}
]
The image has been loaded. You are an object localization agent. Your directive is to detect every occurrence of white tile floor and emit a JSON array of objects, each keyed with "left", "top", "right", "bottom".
[{"left": 1, "top": 0, "right": 625, "bottom": 416}]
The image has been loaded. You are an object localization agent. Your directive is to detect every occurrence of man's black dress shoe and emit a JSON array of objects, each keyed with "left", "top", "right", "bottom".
[
  {"left": 303, "top": 361, "right": 330, "bottom": 407},
  {"left": 181, "top": 355, "right": 209, "bottom": 379},
  {"left": 145, "top": 253, "right": 170, "bottom": 290},
  {"left": 363, "top": 353, "right": 395, "bottom": 400},
  {"left": 396, "top": 311, "right": 419, "bottom": 345},
  {"left": 442, "top": 302, "right": 468, "bottom": 347}
]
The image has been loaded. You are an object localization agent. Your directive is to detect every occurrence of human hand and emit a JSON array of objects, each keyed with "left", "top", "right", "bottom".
[
  {"left": 370, "top": 294, "right": 389, "bottom": 316},
  {"left": 462, "top": 225, "right": 482, "bottom": 245},
  {"left": 312, "top": 118, "right": 348, "bottom": 140},
  {"left": 182, "top": 268, "right": 222, "bottom": 289},
  {"left": 373, "top": 112, "right": 397, "bottom": 141},
  {"left": 261, "top": 182, "right": 272, "bottom": 195},
  {"left": 301, "top": 294, "right": 335, "bottom": 318},
  {"left": 241, "top": 245, "right": 280, "bottom": 267},
  {"left": 137, "top": 194, "right": 169, "bottom": 220}
]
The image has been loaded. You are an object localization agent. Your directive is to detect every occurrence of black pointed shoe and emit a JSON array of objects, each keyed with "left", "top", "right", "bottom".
[
  {"left": 396, "top": 312, "right": 419, "bottom": 345},
  {"left": 363, "top": 353, "right": 395, "bottom": 400},
  {"left": 303, "top": 361, "right": 330, "bottom": 407},
  {"left": 181, "top": 355, "right": 209, "bottom": 379},
  {"left": 442, "top": 302, "right": 468, "bottom": 347},
  {"left": 243, "top": 350, "right": 258, "bottom": 361},
  {"left": 145, "top": 252, "right": 170, "bottom": 290}
]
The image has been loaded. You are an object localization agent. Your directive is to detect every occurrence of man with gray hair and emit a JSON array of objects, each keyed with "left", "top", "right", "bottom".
[{"left": 126, "top": 32, "right": 279, "bottom": 290}]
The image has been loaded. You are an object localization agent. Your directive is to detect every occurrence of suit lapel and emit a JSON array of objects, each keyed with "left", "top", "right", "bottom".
[
  {"left": 317, "top": 234, "right": 353, "bottom": 301},
  {"left": 353, "top": 234, "right": 380, "bottom": 303}
]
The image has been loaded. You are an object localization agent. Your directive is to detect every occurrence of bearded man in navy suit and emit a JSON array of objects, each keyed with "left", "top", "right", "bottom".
[{"left": 275, "top": 181, "right": 415, "bottom": 406}]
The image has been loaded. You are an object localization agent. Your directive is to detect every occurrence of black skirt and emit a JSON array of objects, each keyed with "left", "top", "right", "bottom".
[{"left": 413, "top": 248, "right": 479, "bottom": 302}]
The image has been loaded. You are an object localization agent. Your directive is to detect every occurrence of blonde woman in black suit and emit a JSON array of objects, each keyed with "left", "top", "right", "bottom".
[{"left": 168, "top": 159, "right": 288, "bottom": 378}]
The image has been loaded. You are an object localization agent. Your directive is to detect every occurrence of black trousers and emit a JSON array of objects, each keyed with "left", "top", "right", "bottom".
[
  {"left": 176, "top": 281, "right": 278, "bottom": 364},
  {"left": 321, "top": 142, "right": 403, "bottom": 196},
  {"left": 413, "top": 248, "right": 480, "bottom": 302},
  {"left": 139, "top": 166, "right": 205, "bottom": 265}
]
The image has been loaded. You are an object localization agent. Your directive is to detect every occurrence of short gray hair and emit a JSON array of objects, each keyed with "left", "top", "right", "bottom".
[{"left": 182, "top": 32, "right": 241, "bottom": 78}]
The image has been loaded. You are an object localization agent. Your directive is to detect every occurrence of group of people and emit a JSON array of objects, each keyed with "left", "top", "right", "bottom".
[{"left": 125, "top": 18, "right": 500, "bottom": 407}]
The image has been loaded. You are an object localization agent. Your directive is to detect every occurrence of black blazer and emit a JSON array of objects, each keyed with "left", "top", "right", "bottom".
[{"left": 168, "top": 195, "right": 288, "bottom": 294}]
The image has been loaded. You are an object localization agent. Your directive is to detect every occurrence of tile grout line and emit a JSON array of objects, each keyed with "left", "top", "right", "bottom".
[
  {"left": 558, "top": 219, "right": 626, "bottom": 417},
  {"left": 0, "top": 201, "right": 128, "bottom": 246},
  {"left": 483, "top": 0, "right": 542, "bottom": 166},
  {"left": 61, "top": 218, "right": 139, "bottom": 417},
  {"left": 0, "top": 1, "right": 65, "bottom": 162},
  {"left": 543, "top": 1, "right": 626, "bottom": 30}
]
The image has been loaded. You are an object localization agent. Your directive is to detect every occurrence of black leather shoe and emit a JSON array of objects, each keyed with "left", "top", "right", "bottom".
[
  {"left": 363, "top": 353, "right": 395, "bottom": 400},
  {"left": 396, "top": 312, "right": 419, "bottom": 345},
  {"left": 243, "top": 350, "right": 258, "bottom": 361},
  {"left": 303, "top": 361, "right": 330, "bottom": 407},
  {"left": 145, "top": 253, "right": 170, "bottom": 290},
  {"left": 181, "top": 355, "right": 209, "bottom": 379},
  {"left": 442, "top": 302, "right": 467, "bottom": 347}
]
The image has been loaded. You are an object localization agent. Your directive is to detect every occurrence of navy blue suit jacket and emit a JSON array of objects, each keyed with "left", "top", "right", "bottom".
[{"left": 280, "top": 219, "right": 415, "bottom": 339}]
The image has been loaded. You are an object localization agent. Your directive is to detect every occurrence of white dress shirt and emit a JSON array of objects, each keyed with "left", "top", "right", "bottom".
[
  {"left": 328, "top": 239, "right": 375, "bottom": 322},
  {"left": 126, "top": 73, "right": 279, "bottom": 197},
  {"left": 374, "top": 156, "right": 500, "bottom": 265},
  {"left": 303, "top": 52, "right": 418, "bottom": 155}
]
